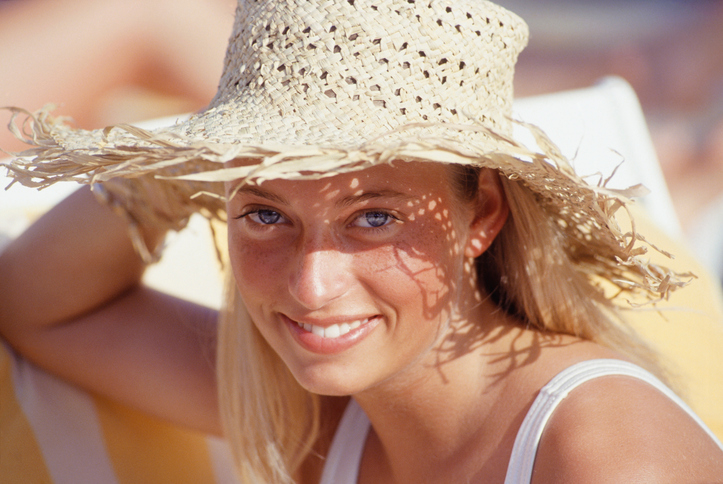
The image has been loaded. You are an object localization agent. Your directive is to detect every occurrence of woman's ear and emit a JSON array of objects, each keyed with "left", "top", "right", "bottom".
[{"left": 463, "top": 169, "right": 509, "bottom": 258}]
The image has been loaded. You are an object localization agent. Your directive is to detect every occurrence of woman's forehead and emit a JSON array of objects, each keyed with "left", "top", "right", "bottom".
[{"left": 229, "top": 161, "right": 453, "bottom": 200}]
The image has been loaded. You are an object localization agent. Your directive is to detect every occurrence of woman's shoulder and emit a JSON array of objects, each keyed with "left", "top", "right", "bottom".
[
  {"left": 528, "top": 359, "right": 723, "bottom": 482},
  {"left": 492, "top": 332, "right": 723, "bottom": 482}
]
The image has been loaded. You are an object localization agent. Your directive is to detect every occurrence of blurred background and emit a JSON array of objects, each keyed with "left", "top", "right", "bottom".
[
  {"left": 508, "top": 0, "right": 723, "bottom": 237},
  {"left": 1, "top": 0, "right": 722, "bottom": 277}
]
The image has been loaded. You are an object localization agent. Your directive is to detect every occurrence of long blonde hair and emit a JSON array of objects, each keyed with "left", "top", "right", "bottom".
[
  {"left": 216, "top": 168, "right": 666, "bottom": 482},
  {"left": 217, "top": 275, "right": 320, "bottom": 483},
  {"left": 478, "top": 175, "right": 665, "bottom": 376}
]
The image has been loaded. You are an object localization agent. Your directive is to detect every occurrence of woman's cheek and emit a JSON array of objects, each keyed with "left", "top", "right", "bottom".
[
  {"left": 228, "top": 231, "right": 285, "bottom": 298},
  {"left": 366, "top": 239, "right": 455, "bottom": 319}
]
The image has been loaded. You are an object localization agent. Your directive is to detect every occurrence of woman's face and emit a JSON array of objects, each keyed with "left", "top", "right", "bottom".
[{"left": 226, "top": 162, "right": 497, "bottom": 396}]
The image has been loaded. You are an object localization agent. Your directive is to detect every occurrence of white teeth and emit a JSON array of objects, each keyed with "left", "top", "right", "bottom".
[
  {"left": 296, "top": 318, "right": 371, "bottom": 339},
  {"left": 325, "top": 324, "right": 341, "bottom": 338}
]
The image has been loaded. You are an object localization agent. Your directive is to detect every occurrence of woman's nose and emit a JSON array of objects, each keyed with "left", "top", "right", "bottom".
[{"left": 288, "top": 240, "right": 353, "bottom": 310}]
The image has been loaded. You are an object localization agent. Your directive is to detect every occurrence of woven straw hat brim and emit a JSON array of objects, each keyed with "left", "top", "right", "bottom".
[{"left": 4, "top": 105, "right": 686, "bottom": 302}]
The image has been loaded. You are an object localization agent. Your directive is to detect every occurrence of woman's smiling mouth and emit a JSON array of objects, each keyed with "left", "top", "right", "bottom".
[
  {"left": 282, "top": 314, "right": 382, "bottom": 354},
  {"left": 295, "top": 317, "right": 372, "bottom": 339}
]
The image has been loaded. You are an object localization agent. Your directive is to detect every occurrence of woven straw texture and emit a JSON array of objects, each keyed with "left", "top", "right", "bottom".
[{"left": 3, "top": 0, "right": 689, "bottom": 300}]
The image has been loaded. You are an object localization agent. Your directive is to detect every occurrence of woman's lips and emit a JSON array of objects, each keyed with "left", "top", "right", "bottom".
[{"left": 282, "top": 314, "right": 381, "bottom": 354}]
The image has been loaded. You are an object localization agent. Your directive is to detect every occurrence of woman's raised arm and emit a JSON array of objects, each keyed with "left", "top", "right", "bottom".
[{"left": 0, "top": 186, "right": 221, "bottom": 434}]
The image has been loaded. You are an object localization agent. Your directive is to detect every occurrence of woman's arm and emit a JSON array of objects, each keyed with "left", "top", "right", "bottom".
[{"left": 0, "top": 186, "right": 220, "bottom": 434}]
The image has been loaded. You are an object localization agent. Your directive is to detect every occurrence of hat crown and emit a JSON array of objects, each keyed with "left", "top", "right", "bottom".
[{"left": 199, "top": 0, "right": 528, "bottom": 145}]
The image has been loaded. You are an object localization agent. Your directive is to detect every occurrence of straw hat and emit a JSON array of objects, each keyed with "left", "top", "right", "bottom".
[{"left": 3, "top": 0, "right": 686, "bottom": 298}]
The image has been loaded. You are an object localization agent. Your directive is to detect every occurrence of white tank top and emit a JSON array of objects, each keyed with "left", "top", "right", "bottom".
[{"left": 318, "top": 359, "right": 723, "bottom": 484}]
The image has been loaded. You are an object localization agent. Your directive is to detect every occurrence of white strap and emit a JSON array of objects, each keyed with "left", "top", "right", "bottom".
[
  {"left": 319, "top": 399, "right": 370, "bottom": 484},
  {"left": 6, "top": 340, "right": 120, "bottom": 484},
  {"left": 503, "top": 359, "right": 723, "bottom": 484}
]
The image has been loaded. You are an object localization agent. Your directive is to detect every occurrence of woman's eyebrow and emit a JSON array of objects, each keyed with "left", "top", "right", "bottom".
[
  {"left": 336, "top": 190, "right": 415, "bottom": 208},
  {"left": 233, "top": 185, "right": 288, "bottom": 205},
  {"left": 234, "top": 185, "right": 413, "bottom": 207}
]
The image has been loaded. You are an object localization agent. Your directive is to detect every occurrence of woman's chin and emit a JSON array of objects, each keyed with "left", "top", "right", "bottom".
[{"left": 287, "top": 361, "right": 371, "bottom": 396}]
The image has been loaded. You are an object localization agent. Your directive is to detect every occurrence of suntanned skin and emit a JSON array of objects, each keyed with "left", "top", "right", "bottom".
[
  {"left": 1, "top": 170, "right": 722, "bottom": 483},
  {"left": 0, "top": 187, "right": 220, "bottom": 434}
]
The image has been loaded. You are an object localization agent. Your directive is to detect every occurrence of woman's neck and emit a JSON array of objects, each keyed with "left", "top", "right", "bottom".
[{"left": 353, "top": 300, "right": 528, "bottom": 483}]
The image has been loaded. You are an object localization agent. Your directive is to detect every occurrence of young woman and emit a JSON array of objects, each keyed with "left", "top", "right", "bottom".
[{"left": 2, "top": 0, "right": 722, "bottom": 482}]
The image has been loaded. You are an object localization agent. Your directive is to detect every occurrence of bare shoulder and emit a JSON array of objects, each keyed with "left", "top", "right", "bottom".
[{"left": 530, "top": 371, "right": 723, "bottom": 483}]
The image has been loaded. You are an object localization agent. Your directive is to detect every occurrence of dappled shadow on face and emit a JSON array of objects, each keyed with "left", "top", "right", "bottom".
[
  {"left": 318, "top": 164, "right": 579, "bottom": 384},
  {"left": 332, "top": 164, "right": 464, "bottom": 324},
  {"left": 311, "top": 164, "right": 558, "bottom": 385},
  {"left": 428, "top": 261, "right": 585, "bottom": 388},
  {"left": 229, "top": 160, "right": 581, "bottom": 389}
]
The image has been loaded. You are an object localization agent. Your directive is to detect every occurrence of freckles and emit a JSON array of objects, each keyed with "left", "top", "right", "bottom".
[
  {"left": 409, "top": 206, "right": 467, "bottom": 309},
  {"left": 388, "top": 236, "right": 453, "bottom": 312},
  {"left": 231, "top": 242, "right": 280, "bottom": 288}
]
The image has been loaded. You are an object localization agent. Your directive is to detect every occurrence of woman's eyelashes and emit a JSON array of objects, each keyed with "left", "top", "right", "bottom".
[
  {"left": 234, "top": 206, "right": 400, "bottom": 232},
  {"left": 250, "top": 209, "right": 284, "bottom": 225},
  {"left": 349, "top": 210, "right": 399, "bottom": 230},
  {"left": 235, "top": 208, "right": 288, "bottom": 226}
]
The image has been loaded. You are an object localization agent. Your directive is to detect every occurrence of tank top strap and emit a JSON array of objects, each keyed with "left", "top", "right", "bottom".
[
  {"left": 503, "top": 358, "right": 723, "bottom": 484},
  {"left": 319, "top": 398, "right": 370, "bottom": 484}
]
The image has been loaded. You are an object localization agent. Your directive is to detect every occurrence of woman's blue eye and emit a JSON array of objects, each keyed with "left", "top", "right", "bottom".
[
  {"left": 355, "top": 211, "right": 394, "bottom": 228},
  {"left": 249, "top": 209, "right": 283, "bottom": 224}
]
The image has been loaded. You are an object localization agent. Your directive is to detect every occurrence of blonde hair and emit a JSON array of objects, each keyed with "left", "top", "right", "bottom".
[
  {"left": 479, "top": 176, "right": 665, "bottom": 377},
  {"left": 217, "top": 273, "right": 320, "bottom": 483},
  {"left": 217, "top": 168, "right": 667, "bottom": 482}
]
